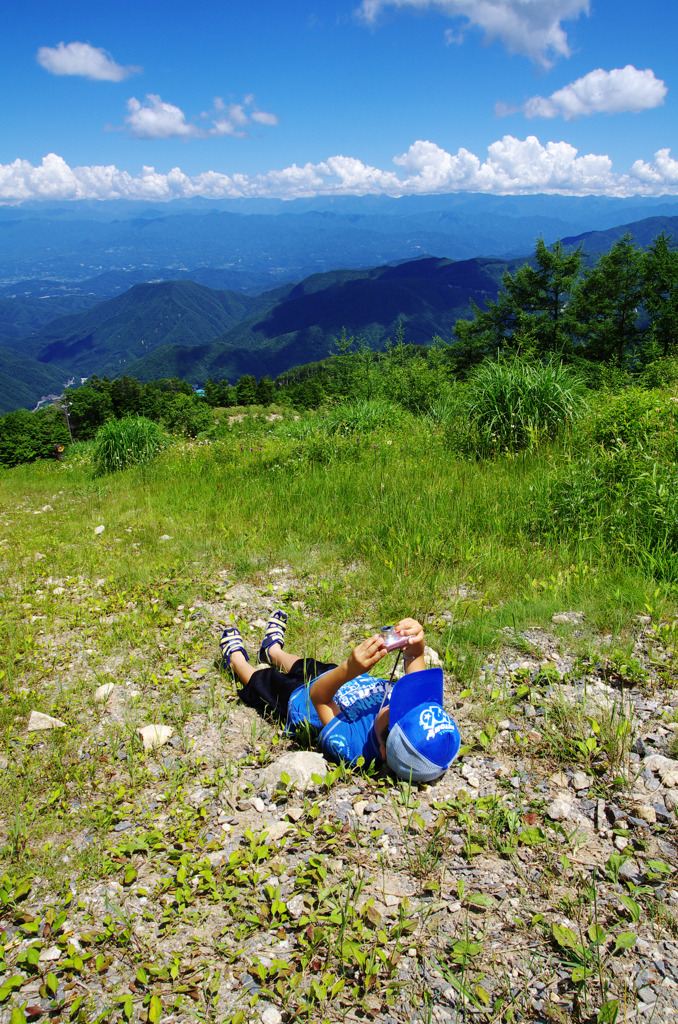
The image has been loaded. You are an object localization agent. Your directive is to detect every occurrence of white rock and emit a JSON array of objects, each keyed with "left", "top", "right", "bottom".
[
  {"left": 549, "top": 771, "right": 569, "bottom": 788},
  {"left": 94, "top": 525, "right": 105, "bottom": 535},
  {"left": 263, "top": 821, "right": 292, "bottom": 843},
  {"left": 138, "top": 724, "right": 173, "bottom": 751},
  {"left": 28, "top": 711, "right": 66, "bottom": 731},
  {"left": 614, "top": 836, "right": 629, "bottom": 851},
  {"left": 42, "top": 505, "right": 54, "bottom": 513},
  {"left": 572, "top": 771, "right": 593, "bottom": 791},
  {"left": 39, "top": 945, "right": 61, "bottom": 962},
  {"left": 94, "top": 683, "right": 115, "bottom": 703},
  {"left": 644, "top": 754, "right": 678, "bottom": 773},
  {"left": 260, "top": 752, "right": 330, "bottom": 791},
  {"left": 206, "top": 849, "right": 230, "bottom": 868},
  {"left": 461, "top": 764, "right": 480, "bottom": 789},
  {"left": 286, "top": 894, "right": 306, "bottom": 920},
  {"left": 552, "top": 611, "right": 584, "bottom": 625},
  {"left": 250, "top": 797, "right": 265, "bottom": 813},
  {"left": 644, "top": 754, "right": 678, "bottom": 787},
  {"left": 547, "top": 797, "right": 571, "bottom": 821},
  {"left": 159, "top": 534, "right": 172, "bottom": 542},
  {"left": 424, "top": 646, "right": 442, "bottom": 668},
  {"left": 260, "top": 1007, "right": 283, "bottom": 1024},
  {"left": 664, "top": 792, "right": 678, "bottom": 812}
]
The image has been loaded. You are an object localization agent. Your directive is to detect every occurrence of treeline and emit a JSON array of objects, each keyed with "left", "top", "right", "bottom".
[
  {"left": 453, "top": 232, "right": 678, "bottom": 368},
  {"left": 2, "top": 230, "right": 677, "bottom": 469}
]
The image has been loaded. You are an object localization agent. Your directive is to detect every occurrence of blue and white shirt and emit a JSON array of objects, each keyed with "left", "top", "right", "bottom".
[{"left": 286, "top": 672, "right": 388, "bottom": 768}]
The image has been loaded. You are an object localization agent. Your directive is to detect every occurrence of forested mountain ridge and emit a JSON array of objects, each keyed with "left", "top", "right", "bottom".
[
  {"left": 13, "top": 280, "right": 269, "bottom": 377},
  {"left": 2, "top": 211, "right": 678, "bottom": 413}
]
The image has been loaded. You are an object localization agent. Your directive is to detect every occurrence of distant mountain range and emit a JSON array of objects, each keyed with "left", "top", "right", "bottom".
[
  {"left": 2, "top": 192, "right": 678, "bottom": 287},
  {"left": 1, "top": 205, "right": 677, "bottom": 415}
]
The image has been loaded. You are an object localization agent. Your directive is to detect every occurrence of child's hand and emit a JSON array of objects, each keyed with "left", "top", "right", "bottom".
[
  {"left": 347, "top": 634, "right": 389, "bottom": 676},
  {"left": 395, "top": 618, "right": 425, "bottom": 660}
]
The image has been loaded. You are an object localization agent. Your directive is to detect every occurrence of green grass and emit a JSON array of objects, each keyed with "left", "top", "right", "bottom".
[{"left": 1, "top": 383, "right": 678, "bottom": 1024}]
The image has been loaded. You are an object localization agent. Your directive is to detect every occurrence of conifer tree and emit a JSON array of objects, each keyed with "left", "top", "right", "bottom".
[
  {"left": 572, "top": 233, "right": 644, "bottom": 365},
  {"left": 642, "top": 231, "right": 678, "bottom": 359}
]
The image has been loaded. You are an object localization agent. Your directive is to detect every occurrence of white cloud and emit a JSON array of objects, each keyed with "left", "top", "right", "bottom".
[
  {"left": 514, "top": 66, "right": 667, "bottom": 120},
  {"left": 37, "top": 41, "right": 140, "bottom": 82},
  {"left": 123, "top": 94, "right": 278, "bottom": 139},
  {"left": 357, "top": 0, "right": 589, "bottom": 66},
  {"left": 125, "top": 95, "right": 201, "bottom": 139},
  {"left": 4, "top": 138, "right": 678, "bottom": 203}
]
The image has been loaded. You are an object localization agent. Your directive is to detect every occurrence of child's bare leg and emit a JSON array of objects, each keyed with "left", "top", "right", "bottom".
[
  {"left": 230, "top": 650, "right": 256, "bottom": 687},
  {"left": 265, "top": 643, "right": 299, "bottom": 673}
]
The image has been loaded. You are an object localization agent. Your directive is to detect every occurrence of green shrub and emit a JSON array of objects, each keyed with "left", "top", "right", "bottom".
[
  {"left": 92, "top": 416, "right": 168, "bottom": 475},
  {"left": 578, "top": 387, "right": 678, "bottom": 459},
  {"left": 458, "top": 357, "right": 587, "bottom": 456}
]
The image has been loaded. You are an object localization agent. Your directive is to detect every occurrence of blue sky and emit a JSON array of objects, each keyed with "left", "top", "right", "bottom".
[{"left": 2, "top": 0, "right": 676, "bottom": 201}]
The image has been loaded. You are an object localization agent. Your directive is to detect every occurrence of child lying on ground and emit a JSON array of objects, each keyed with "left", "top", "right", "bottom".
[{"left": 220, "top": 611, "right": 460, "bottom": 783}]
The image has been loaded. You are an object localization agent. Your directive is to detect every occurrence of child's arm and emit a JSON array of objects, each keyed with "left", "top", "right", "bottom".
[
  {"left": 311, "top": 634, "right": 388, "bottom": 726},
  {"left": 394, "top": 618, "right": 427, "bottom": 673}
]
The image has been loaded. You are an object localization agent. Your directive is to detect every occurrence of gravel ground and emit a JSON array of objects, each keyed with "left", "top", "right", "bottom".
[{"left": 1, "top": 566, "right": 677, "bottom": 1024}]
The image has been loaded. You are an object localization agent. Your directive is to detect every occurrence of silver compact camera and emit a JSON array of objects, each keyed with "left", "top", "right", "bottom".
[{"left": 380, "top": 625, "right": 409, "bottom": 652}]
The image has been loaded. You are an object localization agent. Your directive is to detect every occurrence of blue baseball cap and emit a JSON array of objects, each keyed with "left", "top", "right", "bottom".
[{"left": 385, "top": 668, "right": 461, "bottom": 783}]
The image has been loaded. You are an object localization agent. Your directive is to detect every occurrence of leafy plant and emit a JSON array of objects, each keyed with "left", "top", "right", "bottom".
[{"left": 92, "top": 415, "right": 168, "bottom": 475}]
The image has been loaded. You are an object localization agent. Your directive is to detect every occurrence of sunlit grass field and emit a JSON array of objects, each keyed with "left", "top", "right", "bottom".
[{"left": 1, "top": 384, "right": 678, "bottom": 1023}]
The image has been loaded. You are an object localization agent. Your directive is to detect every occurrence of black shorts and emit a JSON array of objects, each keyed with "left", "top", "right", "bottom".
[{"left": 239, "top": 658, "right": 337, "bottom": 721}]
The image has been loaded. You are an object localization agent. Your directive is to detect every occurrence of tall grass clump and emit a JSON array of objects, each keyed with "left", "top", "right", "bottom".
[
  {"left": 92, "top": 416, "right": 168, "bottom": 475},
  {"left": 457, "top": 357, "right": 587, "bottom": 456},
  {"left": 321, "top": 398, "right": 408, "bottom": 435}
]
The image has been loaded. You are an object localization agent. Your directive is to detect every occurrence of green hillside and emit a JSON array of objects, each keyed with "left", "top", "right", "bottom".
[
  {"left": 563, "top": 215, "right": 678, "bottom": 259},
  {"left": 22, "top": 279, "right": 267, "bottom": 376},
  {"left": 128, "top": 256, "right": 512, "bottom": 383},
  {"left": 0, "top": 348, "right": 67, "bottom": 414}
]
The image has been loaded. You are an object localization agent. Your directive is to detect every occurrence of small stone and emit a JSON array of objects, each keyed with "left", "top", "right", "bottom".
[
  {"left": 550, "top": 771, "right": 569, "bottom": 788},
  {"left": 263, "top": 821, "right": 291, "bottom": 842},
  {"left": 94, "top": 525, "right": 105, "bottom": 535},
  {"left": 424, "top": 646, "right": 442, "bottom": 668},
  {"left": 461, "top": 764, "right": 480, "bottom": 789},
  {"left": 615, "top": 836, "right": 629, "bottom": 851},
  {"left": 637, "top": 986, "right": 657, "bottom": 1004},
  {"left": 286, "top": 807, "right": 304, "bottom": 822},
  {"left": 260, "top": 1007, "right": 283, "bottom": 1024},
  {"left": 42, "top": 505, "right": 53, "bottom": 512},
  {"left": 664, "top": 792, "right": 678, "bottom": 812},
  {"left": 286, "top": 894, "right": 306, "bottom": 920},
  {"left": 138, "top": 724, "right": 174, "bottom": 751},
  {"left": 552, "top": 611, "right": 584, "bottom": 624},
  {"left": 632, "top": 804, "right": 657, "bottom": 824},
  {"left": 159, "top": 534, "right": 172, "bottom": 541},
  {"left": 94, "top": 683, "right": 115, "bottom": 703},
  {"left": 250, "top": 797, "right": 265, "bottom": 813},
  {"left": 572, "top": 771, "right": 592, "bottom": 791},
  {"left": 28, "top": 711, "right": 66, "bottom": 731},
  {"left": 547, "top": 797, "right": 571, "bottom": 821},
  {"left": 39, "top": 945, "right": 61, "bottom": 962},
  {"left": 618, "top": 859, "right": 640, "bottom": 881}
]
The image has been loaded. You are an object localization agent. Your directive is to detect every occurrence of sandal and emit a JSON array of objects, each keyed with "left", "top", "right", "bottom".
[
  {"left": 258, "top": 609, "right": 288, "bottom": 665},
  {"left": 219, "top": 625, "right": 249, "bottom": 669}
]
